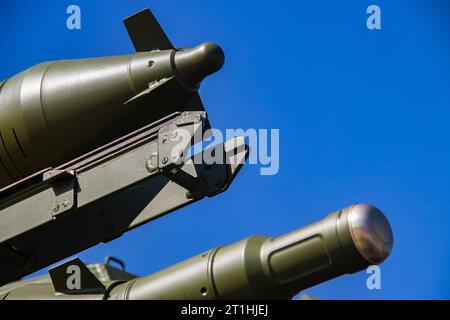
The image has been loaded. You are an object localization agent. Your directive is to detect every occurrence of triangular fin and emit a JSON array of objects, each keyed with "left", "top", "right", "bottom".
[
  {"left": 124, "top": 8, "right": 174, "bottom": 52},
  {"left": 48, "top": 257, "right": 105, "bottom": 294}
]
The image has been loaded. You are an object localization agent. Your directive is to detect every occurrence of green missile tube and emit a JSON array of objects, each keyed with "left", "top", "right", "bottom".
[
  {"left": 108, "top": 203, "right": 393, "bottom": 300},
  {"left": 0, "top": 42, "right": 224, "bottom": 188}
]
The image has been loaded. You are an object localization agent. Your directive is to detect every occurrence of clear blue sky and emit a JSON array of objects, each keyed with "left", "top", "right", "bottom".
[{"left": 1, "top": 0, "right": 449, "bottom": 299}]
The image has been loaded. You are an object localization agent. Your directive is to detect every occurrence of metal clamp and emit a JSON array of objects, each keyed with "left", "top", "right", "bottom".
[
  {"left": 150, "top": 111, "right": 210, "bottom": 199},
  {"left": 43, "top": 169, "right": 77, "bottom": 217}
]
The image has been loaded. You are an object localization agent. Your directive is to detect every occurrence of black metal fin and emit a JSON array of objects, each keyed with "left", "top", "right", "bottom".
[
  {"left": 124, "top": 8, "right": 174, "bottom": 52},
  {"left": 49, "top": 257, "right": 105, "bottom": 295}
]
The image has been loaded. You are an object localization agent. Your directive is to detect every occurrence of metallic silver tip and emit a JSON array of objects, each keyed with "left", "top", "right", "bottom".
[{"left": 347, "top": 204, "right": 393, "bottom": 264}]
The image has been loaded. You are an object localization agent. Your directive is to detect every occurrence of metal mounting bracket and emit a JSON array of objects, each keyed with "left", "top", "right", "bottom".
[
  {"left": 154, "top": 112, "right": 210, "bottom": 199},
  {"left": 43, "top": 169, "right": 77, "bottom": 217},
  {"left": 0, "top": 111, "right": 249, "bottom": 286}
]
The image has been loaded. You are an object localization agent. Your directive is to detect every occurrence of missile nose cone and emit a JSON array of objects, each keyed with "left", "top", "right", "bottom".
[
  {"left": 347, "top": 204, "right": 393, "bottom": 264},
  {"left": 174, "top": 42, "right": 225, "bottom": 87},
  {"left": 193, "top": 42, "right": 225, "bottom": 74}
]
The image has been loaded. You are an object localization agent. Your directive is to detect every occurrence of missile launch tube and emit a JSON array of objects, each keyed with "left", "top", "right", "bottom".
[
  {"left": 108, "top": 204, "right": 393, "bottom": 300},
  {"left": 0, "top": 204, "right": 393, "bottom": 300},
  {"left": 0, "top": 43, "right": 224, "bottom": 189}
]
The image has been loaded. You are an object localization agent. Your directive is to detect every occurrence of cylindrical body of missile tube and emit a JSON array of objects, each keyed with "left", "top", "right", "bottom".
[
  {"left": 0, "top": 42, "right": 224, "bottom": 189},
  {"left": 108, "top": 204, "right": 393, "bottom": 300}
]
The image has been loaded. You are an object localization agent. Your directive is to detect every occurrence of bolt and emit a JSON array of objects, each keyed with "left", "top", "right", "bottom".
[
  {"left": 146, "top": 153, "right": 159, "bottom": 172},
  {"left": 146, "top": 159, "right": 155, "bottom": 172}
]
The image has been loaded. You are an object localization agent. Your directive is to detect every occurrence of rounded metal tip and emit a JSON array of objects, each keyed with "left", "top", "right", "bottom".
[
  {"left": 347, "top": 204, "right": 393, "bottom": 264},
  {"left": 190, "top": 42, "right": 225, "bottom": 75},
  {"left": 174, "top": 42, "right": 225, "bottom": 87}
]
